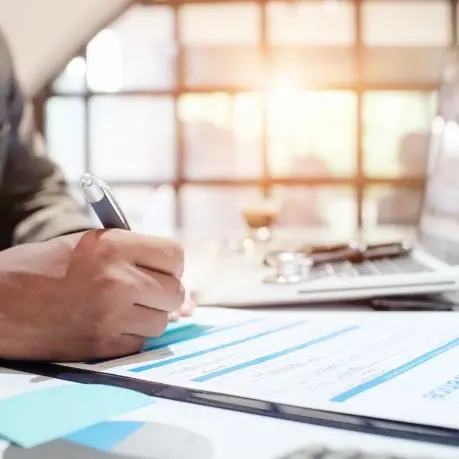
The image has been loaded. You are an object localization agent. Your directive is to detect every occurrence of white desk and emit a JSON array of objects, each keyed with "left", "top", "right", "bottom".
[{"left": 183, "top": 225, "right": 457, "bottom": 309}]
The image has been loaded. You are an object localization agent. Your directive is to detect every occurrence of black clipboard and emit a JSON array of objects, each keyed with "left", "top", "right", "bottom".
[{"left": 2, "top": 359, "right": 459, "bottom": 448}]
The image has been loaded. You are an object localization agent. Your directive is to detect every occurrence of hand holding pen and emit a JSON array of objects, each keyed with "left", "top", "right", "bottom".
[
  {"left": 80, "top": 172, "right": 194, "bottom": 313},
  {"left": 77, "top": 172, "right": 190, "bottom": 354},
  {"left": 0, "top": 174, "right": 187, "bottom": 362}
]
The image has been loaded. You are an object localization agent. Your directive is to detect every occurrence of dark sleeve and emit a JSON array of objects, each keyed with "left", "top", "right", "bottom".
[{"left": 1, "top": 74, "right": 95, "bottom": 245}]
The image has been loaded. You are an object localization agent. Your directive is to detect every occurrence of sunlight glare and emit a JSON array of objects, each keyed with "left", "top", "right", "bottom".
[
  {"left": 87, "top": 29, "right": 123, "bottom": 92},
  {"left": 266, "top": 72, "right": 303, "bottom": 174}
]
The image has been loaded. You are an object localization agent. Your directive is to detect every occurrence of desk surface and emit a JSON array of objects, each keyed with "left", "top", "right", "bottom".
[
  {"left": 2, "top": 226, "right": 458, "bottom": 457},
  {"left": 183, "top": 225, "right": 458, "bottom": 309}
]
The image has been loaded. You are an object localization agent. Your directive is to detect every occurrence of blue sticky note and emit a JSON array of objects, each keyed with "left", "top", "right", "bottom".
[{"left": 0, "top": 384, "right": 153, "bottom": 448}]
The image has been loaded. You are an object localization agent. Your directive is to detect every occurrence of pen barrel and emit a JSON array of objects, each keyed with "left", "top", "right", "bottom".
[{"left": 91, "top": 196, "right": 128, "bottom": 230}]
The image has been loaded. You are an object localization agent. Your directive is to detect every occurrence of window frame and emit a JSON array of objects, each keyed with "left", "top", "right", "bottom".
[{"left": 34, "top": 0, "right": 458, "bottom": 231}]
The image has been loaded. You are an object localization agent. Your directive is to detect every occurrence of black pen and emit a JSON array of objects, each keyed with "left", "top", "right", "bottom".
[{"left": 80, "top": 173, "right": 131, "bottom": 230}]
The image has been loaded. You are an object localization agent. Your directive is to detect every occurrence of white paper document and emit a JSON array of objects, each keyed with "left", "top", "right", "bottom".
[
  {"left": 4, "top": 368, "right": 459, "bottom": 459},
  {"left": 63, "top": 309, "right": 459, "bottom": 431}
]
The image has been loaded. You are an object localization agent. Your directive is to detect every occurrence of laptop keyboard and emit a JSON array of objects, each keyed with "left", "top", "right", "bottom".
[
  {"left": 310, "top": 256, "right": 431, "bottom": 280},
  {"left": 279, "top": 445, "right": 437, "bottom": 459}
]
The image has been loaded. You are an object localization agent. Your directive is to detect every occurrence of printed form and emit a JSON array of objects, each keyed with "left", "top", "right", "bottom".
[{"left": 63, "top": 309, "right": 459, "bottom": 430}]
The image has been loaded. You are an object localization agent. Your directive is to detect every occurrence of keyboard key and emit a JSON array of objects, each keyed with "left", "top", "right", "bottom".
[
  {"left": 309, "top": 255, "right": 430, "bottom": 280},
  {"left": 391, "top": 256, "right": 431, "bottom": 273},
  {"left": 354, "top": 260, "right": 383, "bottom": 276}
]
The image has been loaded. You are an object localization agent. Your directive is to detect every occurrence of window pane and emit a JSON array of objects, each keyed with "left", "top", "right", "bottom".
[
  {"left": 364, "top": 186, "right": 423, "bottom": 228},
  {"left": 181, "top": 186, "right": 261, "bottom": 241},
  {"left": 362, "top": 1, "right": 450, "bottom": 46},
  {"left": 45, "top": 97, "right": 85, "bottom": 182},
  {"left": 362, "top": 48, "right": 446, "bottom": 84},
  {"left": 271, "top": 48, "right": 355, "bottom": 86},
  {"left": 363, "top": 91, "right": 435, "bottom": 177},
  {"left": 268, "top": 1, "right": 354, "bottom": 46},
  {"left": 186, "top": 47, "right": 263, "bottom": 87},
  {"left": 52, "top": 57, "right": 86, "bottom": 93},
  {"left": 87, "top": 5, "right": 175, "bottom": 91},
  {"left": 181, "top": 4, "right": 262, "bottom": 87},
  {"left": 89, "top": 96, "right": 175, "bottom": 181},
  {"left": 273, "top": 186, "right": 357, "bottom": 236},
  {"left": 109, "top": 186, "right": 175, "bottom": 235},
  {"left": 69, "top": 185, "right": 88, "bottom": 209},
  {"left": 180, "top": 3, "right": 259, "bottom": 45},
  {"left": 268, "top": 91, "right": 356, "bottom": 177},
  {"left": 362, "top": 1, "right": 450, "bottom": 83},
  {"left": 180, "top": 93, "right": 263, "bottom": 178}
]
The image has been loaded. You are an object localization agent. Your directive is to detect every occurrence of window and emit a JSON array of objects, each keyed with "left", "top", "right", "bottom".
[
  {"left": 267, "top": 91, "right": 356, "bottom": 177},
  {"left": 267, "top": 1, "right": 355, "bottom": 46},
  {"left": 110, "top": 186, "right": 176, "bottom": 235},
  {"left": 45, "top": 97, "right": 85, "bottom": 181},
  {"left": 180, "top": 92, "right": 263, "bottom": 179},
  {"left": 361, "top": 1, "right": 451, "bottom": 84},
  {"left": 362, "top": 1, "right": 450, "bottom": 46},
  {"left": 273, "top": 186, "right": 357, "bottom": 236},
  {"left": 89, "top": 96, "right": 175, "bottom": 181},
  {"left": 181, "top": 3, "right": 262, "bottom": 87},
  {"left": 181, "top": 186, "right": 261, "bottom": 241},
  {"left": 363, "top": 91, "right": 435, "bottom": 177},
  {"left": 41, "top": 0, "right": 455, "bottom": 238},
  {"left": 363, "top": 186, "right": 424, "bottom": 228},
  {"left": 87, "top": 5, "right": 176, "bottom": 91}
]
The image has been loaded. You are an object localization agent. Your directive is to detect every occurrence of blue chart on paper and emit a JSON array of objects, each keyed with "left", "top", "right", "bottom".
[
  {"left": 86, "top": 319, "right": 216, "bottom": 365},
  {"left": 4, "top": 421, "right": 214, "bottom": 458}
]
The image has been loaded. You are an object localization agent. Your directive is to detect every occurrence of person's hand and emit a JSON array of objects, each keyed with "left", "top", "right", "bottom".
[
  {"left": 0, "top": 229, "right": 185, "bottom": 362},
  {"left": 168, "top": 291, "right": 196, "bottom": 322}
]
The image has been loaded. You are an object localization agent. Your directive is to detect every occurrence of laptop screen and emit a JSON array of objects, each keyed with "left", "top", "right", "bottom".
[{"left": 417, "top": 119, "right": 459, "bottom": 265}]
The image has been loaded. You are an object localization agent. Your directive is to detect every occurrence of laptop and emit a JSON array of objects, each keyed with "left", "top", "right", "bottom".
[{"left": 193, "top": 106, "right": 459, "bottom": 308}]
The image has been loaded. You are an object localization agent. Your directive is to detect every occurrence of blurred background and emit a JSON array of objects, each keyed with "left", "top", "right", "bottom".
[{"left": 0, "top": 0, "right": 454, "bottom": 242}]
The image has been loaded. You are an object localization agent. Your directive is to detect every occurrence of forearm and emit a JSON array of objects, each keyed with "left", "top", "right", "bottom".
[
  {"left": 9, "top": 153, "right": 94, "bottom": 244},
  {"left": 1, "top": 73, "right": 95, "bottom": 245}
]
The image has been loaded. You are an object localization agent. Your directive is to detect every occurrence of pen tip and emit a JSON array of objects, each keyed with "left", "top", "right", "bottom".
[{"left": 80, "top": 173, "right": 95, "bottom": 188}]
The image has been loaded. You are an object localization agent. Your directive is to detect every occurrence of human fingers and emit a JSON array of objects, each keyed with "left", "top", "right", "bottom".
[
  {"left": 120, "top": 305, "right": 169, "bottom": 338},
  {"left": 133, "top": 266, "right": 186, "bottom": 313},
  {"left": 80, "top": 334, "right": 146, "bottom": 362},
  {"left": 116, "top": 231, "right": 184, "bottom": 278}
]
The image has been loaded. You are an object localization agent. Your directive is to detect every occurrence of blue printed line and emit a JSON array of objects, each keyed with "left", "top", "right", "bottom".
[
  {"left": 331, "top": 336, "right": 459, "bottom": 403},
  {"left": 130, "top": 321, "right": 304, "bottom": 373},
  {"left": 142, "top": 318, "right": 262, "bottom": 352},
  {"left": 192, "top": 326, "right": 358, "bottom": 383},
  {"left": 87, "top": 319, "right": 261, "bottom": 365}
]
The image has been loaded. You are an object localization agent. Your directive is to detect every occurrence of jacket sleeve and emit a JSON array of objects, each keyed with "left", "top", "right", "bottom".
[{"left": 1, "top": 74, "right": 95, "bottom": 245}]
